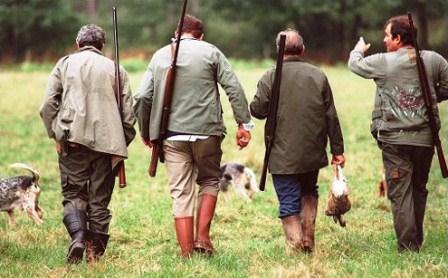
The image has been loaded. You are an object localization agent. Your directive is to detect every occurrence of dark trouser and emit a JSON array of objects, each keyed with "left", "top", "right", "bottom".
[
  {"left": 272, "top": 171, "right": 319, "bottom": 218},
  {"left": 59, "top": 145, "right": 115, "bottom": 234},
  {"left": 379, "top": 142, "right": 434, "bottom": 251}
]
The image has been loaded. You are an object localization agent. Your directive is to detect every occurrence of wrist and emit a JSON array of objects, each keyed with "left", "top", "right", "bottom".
[{"left": 239, "top": 121, "right": 254, "bottom": 131}]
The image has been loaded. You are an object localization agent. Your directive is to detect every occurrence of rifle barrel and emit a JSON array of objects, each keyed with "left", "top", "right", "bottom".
[
  {"left": 112, "top": 6, "right": 127, "bottom": 187},
  {"left": 258, "top": 34, "right": 287, "bottom": 191},
  {"left": 408, "top": 13, "right": 448, "bottom": 178},
  {"left": 147, "top": 0, "right": 188, "bottom": 177}
]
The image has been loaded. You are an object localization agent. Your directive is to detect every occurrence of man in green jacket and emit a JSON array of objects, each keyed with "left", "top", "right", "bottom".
[
  {"left": 348, "top": 15, "right": 448, "bottom": 252},
  {"left": 250, "top": 29, "right": 345, "bottom": 253},
  {"left": 40, "top": 24, "right": 136, "bottom": 263},
  {"left": 134, "top": 15, "right": 252, "bottom": 257}
]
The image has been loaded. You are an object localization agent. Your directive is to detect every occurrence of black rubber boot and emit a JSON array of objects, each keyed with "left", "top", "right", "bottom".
[
  {"left": 63, "top": 210, "right": 87, "bottom": 264},
  {"left": 85, "top": 230, "right": 110, "bottom": 263}
]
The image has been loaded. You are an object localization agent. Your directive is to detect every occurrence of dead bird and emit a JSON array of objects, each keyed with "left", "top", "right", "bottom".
[{"left": 325, "top": 165, "right": 351, "bottom": 227}]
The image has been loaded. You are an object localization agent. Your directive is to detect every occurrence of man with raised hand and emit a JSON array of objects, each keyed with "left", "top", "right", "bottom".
[{"left": 348, "top": 15, "right": 448, "bottom": 252}]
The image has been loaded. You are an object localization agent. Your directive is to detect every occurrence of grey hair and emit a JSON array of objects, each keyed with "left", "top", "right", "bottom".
[
  {"left": 276, "top": 28, "right": 304, "bottom": 55},
  {"left": 76, "top": 24, "right": 106, "bottom": 50}
]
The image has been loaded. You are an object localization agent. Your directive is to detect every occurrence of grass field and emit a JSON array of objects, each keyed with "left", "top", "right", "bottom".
[{"left": 0, "top": 64, "right": 447, "bottom": 277}]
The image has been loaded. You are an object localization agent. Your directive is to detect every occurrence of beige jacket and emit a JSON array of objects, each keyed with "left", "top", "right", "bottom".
[{"left": 40, "top": 46, "right": 136, "bottom": 157}]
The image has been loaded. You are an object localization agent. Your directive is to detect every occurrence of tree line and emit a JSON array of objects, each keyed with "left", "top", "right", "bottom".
[{"left": 1, "top": 0, "right": 447, "bottom": 63}]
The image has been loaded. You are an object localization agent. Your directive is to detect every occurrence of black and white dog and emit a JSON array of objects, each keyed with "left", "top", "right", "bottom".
[
  {"left": 219, "top": 163, "right": 259, "bottom": 201},
  {"left": 0, "top": 163, "right": 44, "bottom": 226}
]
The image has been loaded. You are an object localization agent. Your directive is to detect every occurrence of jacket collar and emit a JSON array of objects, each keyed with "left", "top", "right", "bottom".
[
  {"left": 77, "top": 46, "right": 104, "bottom": 55},
  {"left": 283, "top": 56, "right": 303, "bottom": 63}
]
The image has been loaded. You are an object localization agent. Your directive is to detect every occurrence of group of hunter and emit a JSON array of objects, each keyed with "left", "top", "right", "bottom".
[{"left": 39, "top": 13, "right": 448, "bottom": 264}]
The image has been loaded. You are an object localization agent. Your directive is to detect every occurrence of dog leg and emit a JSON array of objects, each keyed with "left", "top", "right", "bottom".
[
  {"left": 244, "top": 168, "right": 259, "bottom": 193},
  {"left": 36, "top": 205, "right": 44, "bottom": 219},
  {"left": 26, "top": 208, "right": 43, "bottom": 225},
  {"left": 233, "top": 176, "right": 252, "bottom": 202},
  {"left": 233, "top": 181, "right": 251, "bottom": 202},
  {"left": 7, "top": 210, "right": 16, "bottom": 226}
]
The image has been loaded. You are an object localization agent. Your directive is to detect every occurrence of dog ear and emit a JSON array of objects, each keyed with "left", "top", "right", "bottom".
[
  {"left": 235, "top": 164, "right": 245, "bottom": 173},
  {"left": 18, "top": 176, "right": 34, "bottom": 190}
]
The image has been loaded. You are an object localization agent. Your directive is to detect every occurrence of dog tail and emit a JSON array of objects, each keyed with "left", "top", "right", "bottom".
[
  {"left": 378, "top": 178, "right": 387, "bottom": 197},
  {"left": 9, "top": 163, "right": 40, "bottom": 183},
  {"left": 244, "top": 167, "right": 259, "bottom": 192}
]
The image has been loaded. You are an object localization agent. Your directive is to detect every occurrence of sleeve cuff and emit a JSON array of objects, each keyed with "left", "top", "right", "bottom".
[{"left": 240, "top": 121, "right": 255, "bottom": 131}]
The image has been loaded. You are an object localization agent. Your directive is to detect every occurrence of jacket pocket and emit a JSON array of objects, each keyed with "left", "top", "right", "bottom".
[
  {"left": 53, "top": 105, "right": 74, "bottom": 141},
  {"left": 60, "top": 105, "right": 75, "bottom": 124}
]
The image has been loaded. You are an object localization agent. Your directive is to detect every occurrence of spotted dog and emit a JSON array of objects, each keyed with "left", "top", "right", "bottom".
[
  {"left": 0, "top": 163, "right": 44, "bottom": 226},
  {"left": 219, "top": 163, "right": 259, "bottom": 201}
]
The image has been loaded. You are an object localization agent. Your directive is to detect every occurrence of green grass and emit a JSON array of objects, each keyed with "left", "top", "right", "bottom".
[{"left": 0, "top": 64, "right": 447, "bottom": 277}]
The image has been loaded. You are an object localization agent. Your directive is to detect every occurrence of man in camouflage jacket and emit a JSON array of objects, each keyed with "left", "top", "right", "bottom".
[{"left": 348, "top": 15, "right": 448, "bottom": 252}]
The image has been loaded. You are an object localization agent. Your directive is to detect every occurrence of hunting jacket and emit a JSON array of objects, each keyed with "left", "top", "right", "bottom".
[
  {"left": 349, "top": 48, "right": 448, "bottom": 146},
  {"left": 250, "top": 57, "right": 344, "bottom": 174},
  {"left": 40, "top": 46, "right": 136, "bottom": 157},
  {"left": 133, "top": 38, "right": 251, "bottom": 141}
]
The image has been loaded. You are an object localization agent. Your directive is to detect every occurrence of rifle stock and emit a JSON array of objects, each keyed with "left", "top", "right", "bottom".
[
  {"left": 259, "top": 140, "right": 271, "bottom": 191},
  {"left": 408, "top": 13, "right": 448, "bottom": 178},
  {"left": 112, "top": 6, "right": 127, "bottom": 187},
  {"left": 259, "top": 35, "right": 286, "bottom": 191},
  {"left": 148, "top": 0, "right": 188, "bottom": 177},
  {"left": 436, "top": 140, "right": 448, "bottom": 177},
  {"left": 148, "top": 144, "right": 159, "bottom": 177}
]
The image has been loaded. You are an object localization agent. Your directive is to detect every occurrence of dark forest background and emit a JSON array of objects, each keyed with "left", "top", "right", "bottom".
[{"left": 0, "top": 0, "right": 447, "bottom": 63}]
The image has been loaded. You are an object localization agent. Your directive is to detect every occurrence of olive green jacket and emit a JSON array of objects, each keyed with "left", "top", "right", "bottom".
[
  {"left": 250, "top": 58, "right": 344, "bottom": 174},
  {"left": 348, "top": 48, "right": 448, "bottom": 143},
  {"left": 40, "top": 46, "right": 136, "bottom": 157},
  {"left": 133, "top": 38, "right": 251, "bottom": 141}
]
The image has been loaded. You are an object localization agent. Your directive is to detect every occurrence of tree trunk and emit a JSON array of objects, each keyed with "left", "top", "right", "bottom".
[
  {"left": 85, "top": 0, "right": 98, "bottom": 20},
  {"left": 337, "top": 0, "right": 347, "bottom": 60},
  {"left": 415, "top": 0, "right": 429, "bottom": 49}
]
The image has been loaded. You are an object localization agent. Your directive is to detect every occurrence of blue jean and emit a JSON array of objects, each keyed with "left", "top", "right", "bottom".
[{"left": 272, "top": 171, "right": 319, "bottom": 218}]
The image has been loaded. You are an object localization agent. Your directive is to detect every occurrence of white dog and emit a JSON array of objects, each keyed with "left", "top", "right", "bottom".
[{"left": 219, "top": 163, "right": 259, "bottom": 201}]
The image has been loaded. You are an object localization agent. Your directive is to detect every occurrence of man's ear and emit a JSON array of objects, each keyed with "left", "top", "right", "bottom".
[
  {"left": 300, "top": 45, "right": 306, "bottom": 55},
  {"left": 394, "top": 34, "right": 402, "bottom": 46}
]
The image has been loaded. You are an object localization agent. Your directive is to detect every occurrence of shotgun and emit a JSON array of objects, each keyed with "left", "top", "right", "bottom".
[
  {"left": 148, "top": 0, "right": 188, "bottom": 177},
  {"left": 259, "top": 34, "right": 286, "bottom": 191},
  {"left": 112, "top": 6, "right": 127, "bottom": 187},
  {"left": 408, "top": 13, "right": 448, "bottom": 178}
]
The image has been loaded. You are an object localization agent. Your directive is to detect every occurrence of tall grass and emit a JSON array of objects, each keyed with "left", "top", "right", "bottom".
[{"left": 0, "top": 63, "right": 446, "bottom": 277}]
